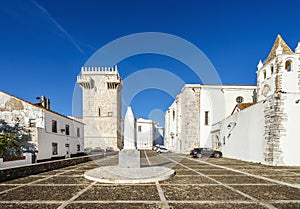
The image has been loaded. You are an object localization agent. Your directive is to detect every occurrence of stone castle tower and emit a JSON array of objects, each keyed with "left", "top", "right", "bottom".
[{"left": 77, "top": 66, "right": 122, "bottom": 150}]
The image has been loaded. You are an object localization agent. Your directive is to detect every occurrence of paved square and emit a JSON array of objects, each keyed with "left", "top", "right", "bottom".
[{"left": 0, "top": 150, "right": 299, "bottom": 209}]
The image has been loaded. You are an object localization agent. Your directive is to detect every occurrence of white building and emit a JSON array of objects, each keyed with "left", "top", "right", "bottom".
[
  {"left": 165, "top": 84, "right": 256, "bottom": 153},
  {"left": 77, "top": 66, "right": 122, "bottom": 150},
  {"left": 136, "top": 118, "right": 164, "bottom": 150},
  {"left": 0, "top": 92, "right": 84, "bottom": 162},
  {"left": 211, "top": 35, "right": 300, "bottom": 166}
]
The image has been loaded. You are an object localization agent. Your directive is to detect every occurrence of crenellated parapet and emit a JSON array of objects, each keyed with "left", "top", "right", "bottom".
[
  {"left": 77, "top": 65, "right": 121, "bottom": 89},
  {"left": 81, "top": 65, "right": 119, "bottom": 74}
]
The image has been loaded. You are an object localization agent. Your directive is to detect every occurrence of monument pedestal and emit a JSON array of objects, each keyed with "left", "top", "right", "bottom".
[
  {"left": 84, "top": 107, "right": 175, "bottom": 183},
  {"left": 119, "top": 149, "right": 140, "bottom": 168}
]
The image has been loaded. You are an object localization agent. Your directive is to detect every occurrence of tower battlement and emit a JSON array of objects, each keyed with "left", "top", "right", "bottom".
[{"left": 81, "top": 66, "right": 119, "bottom": 75}]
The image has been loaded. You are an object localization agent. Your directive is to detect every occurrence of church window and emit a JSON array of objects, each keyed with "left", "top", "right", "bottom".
[
  {"left": 263, "top": 70, "right": 266, "bottom": 79},
  {"left": 172, "top": 110, "right": 175, "bottom": 121},
  {"left": 270, "top": 65, "right": 274, "bottom": 74},
  {"left": 98, "top": 108, "right": 101, "bottom": 117},
  {"left": 204, "top": 111, "right": 209, "bottom": 125},
  {"left": 138, "top": 125, "right": 142, "bottom": 132},
  {"left": 236, "top": 96, "right": 244, "bottom": 103},
  {"left": 285, "top": 60, "right": 292, "bottom": 72}
]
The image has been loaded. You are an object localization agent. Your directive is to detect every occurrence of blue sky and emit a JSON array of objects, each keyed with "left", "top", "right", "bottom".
[{"left": 1, "top": 0, "right": 300, "bottom": 126}]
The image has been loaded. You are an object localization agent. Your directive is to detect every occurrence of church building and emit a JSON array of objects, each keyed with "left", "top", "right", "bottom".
[
  {"left": 165, "top": 84, "right": 256, "bottom": 153},
  {"left": 211, "top": 35, "right": 300, "bottom": 166}
]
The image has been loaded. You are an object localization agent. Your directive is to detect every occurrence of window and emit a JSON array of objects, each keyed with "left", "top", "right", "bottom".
[
  {"left": 29, "top": 119, "right": 35, "bottom": 127},
  {"left": 236, "top": 96, "right": 244, "bottom": 103},
  {"left": 204, "top": 111, "right": 209, "bottom": 126},
  {"left": 52, "top": 143, "right": 58, "bottom": 155},
  {"left": 108, "top": 112, "right": 112, "bottom": 117},
  {"left": 65, "top": 124, "right": 70, "bottom": 135},
  {"left": 77, "top": 144, "right": 80, "bottom": 151},
  {"left": 263, "top": 70, "right": 266, "bottom": 79},
  {"left": 98, "top": 108, "right": 101, "bottom": 117},
  {"left": 107, "top": 82, "right": 119, "bottom": 89},
  {"left": 270, "top": 65, "right": 274, "bottom": 74},
  {"left": 172, "top": 110, "right": 175, "bottom": 121},
  {"left": 77, "top": 128, "right": 80, "bottom": 137},
  {"left": 138, "top": 125, "right": 142, "bottom": 132},
  {"left": 285, "top": 60, "right": 292, "bottom": 72},
  {"left": 52, "top": 120, "right": 57, "bottom": 133}
]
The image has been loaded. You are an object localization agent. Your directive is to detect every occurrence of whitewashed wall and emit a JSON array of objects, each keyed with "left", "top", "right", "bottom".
[
  {"left": 0, "top": 153, "right": 32, "bottom": 168},
  {"left": 37, "top": 110, "right": 84, "bottom": 160},
  {"left": 136, "top": 118, "right": 153, "bottom": 149},
  {"left": 212, "top": 102, "right": 266, "bottom": 163},
  {"left": 165, "top": 100, "right": 177, "bottom": 150},
  {"left": 280, "top": 94, "right": 300, "bottom": 166},
  {"left": 199, "top": 86, "right": 256, "bottom": 147}
]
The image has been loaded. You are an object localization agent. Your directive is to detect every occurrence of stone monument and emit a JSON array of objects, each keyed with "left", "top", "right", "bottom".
[
  {"left": 84, "top": 107, "right": 175, "bottom": 183},
  {"left": 119, "top": 107, "right": 140, "bottom": 168}
]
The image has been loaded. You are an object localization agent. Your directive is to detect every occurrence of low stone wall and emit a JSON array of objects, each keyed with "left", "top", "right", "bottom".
[{"left": 0, "top": 152, "right": 118, "bottom": 182}]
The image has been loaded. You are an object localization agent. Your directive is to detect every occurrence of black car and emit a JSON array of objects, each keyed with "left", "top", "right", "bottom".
[{"left": 190, "top": 148, "right": 222, "bottom": 158}]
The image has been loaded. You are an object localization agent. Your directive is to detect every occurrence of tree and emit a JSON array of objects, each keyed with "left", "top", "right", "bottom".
[{"left": 0, "top": 120, "right": 35, "bottom": 158}]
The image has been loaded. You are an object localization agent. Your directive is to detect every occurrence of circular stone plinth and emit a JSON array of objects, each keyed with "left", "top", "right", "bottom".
[{"left": 84, "top": 166, "right": 176, "bottom": 184}]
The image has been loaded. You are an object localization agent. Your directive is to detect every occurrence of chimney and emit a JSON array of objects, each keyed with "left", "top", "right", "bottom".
[
  {"left": 45, "top": 98, "right": 50, "bottom": 110},
  {"left": 39, "top": 96, "right": 50, "bottom": 110}
]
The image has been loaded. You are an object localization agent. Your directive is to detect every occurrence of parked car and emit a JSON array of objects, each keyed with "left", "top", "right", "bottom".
[
  {"left": 92, "top": 147, "right": 105, "bottom": 153},
  {"left": 105, "top": 147, "right": 114, "bottom": 152},
  {"left": 156, "top": 147, "right": 170, "bottom": 153},
  {"left": 152, "top": 144, "right": 160, "bottom": 151},
  {"left": 84, "top": 147, "right": 92, "bottom": 155},
  {"left": 190, "top": 148, "right": 222, "bottom": 158}
]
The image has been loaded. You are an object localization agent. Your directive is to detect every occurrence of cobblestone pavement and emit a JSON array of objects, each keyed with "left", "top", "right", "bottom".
[{"left": 0, "top": 150, "right": 299, "bottom": 209}]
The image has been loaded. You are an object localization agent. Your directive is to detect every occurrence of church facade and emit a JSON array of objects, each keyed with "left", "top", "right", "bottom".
[
  {"left": 211, "top": 35, "right": 300, "bottom": 166},
  {"left": 165, "top": 84, "right": 256, "bottom": 153}
]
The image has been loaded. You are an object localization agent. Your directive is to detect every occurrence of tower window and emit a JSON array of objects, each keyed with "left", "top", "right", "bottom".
[
  {"left": 204, "top": 111, "right": 209, "bottom": 126},
  {"left": 138, "top": 125, "right": 142, "bottom": 132},
  {"left": 263, "top": 70, "right": 266, "bottom": 79},
  {"left": 285, "top": 60, "right": 292, "bottom": 72},
  {"left": 107, "top": 82, "right": 119, "bottom": 89},
  {"left": 98, "top": 108, "right": 101, "bottom": 117}
]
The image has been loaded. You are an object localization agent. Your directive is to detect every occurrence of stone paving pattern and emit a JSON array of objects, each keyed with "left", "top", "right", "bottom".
[{"left": 0, "top": 151, "right": 299, "bottom": 209}]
